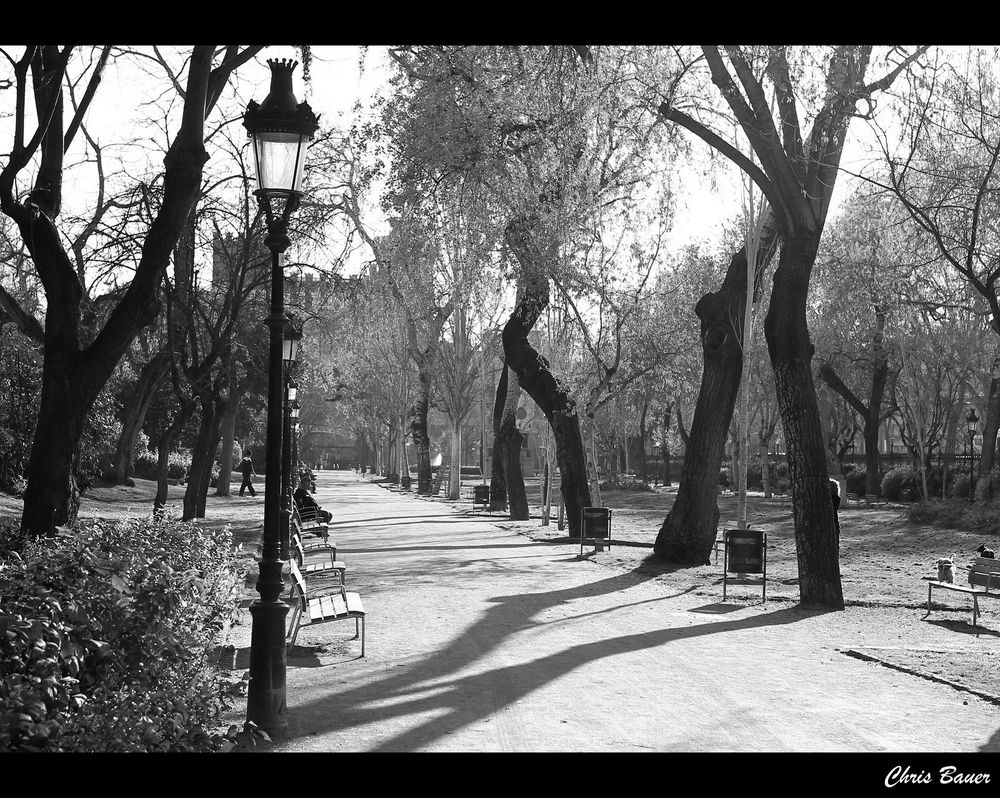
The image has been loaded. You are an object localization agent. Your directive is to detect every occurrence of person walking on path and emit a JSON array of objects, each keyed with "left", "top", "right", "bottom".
[{"left": 238, "top": 451, "right": 257, "bottom": 497}]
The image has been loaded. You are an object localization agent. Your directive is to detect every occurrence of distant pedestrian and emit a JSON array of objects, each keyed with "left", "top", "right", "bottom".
[{"left": 238, "top": 451, "right": 257, "bottom": 497}]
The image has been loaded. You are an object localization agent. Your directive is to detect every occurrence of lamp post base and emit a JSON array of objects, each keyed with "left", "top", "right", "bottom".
[{"left": 246, "top": 598, "right": 291, "bottom": 738}]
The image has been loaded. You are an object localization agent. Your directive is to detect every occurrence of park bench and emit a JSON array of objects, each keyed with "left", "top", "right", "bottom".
[
  {"left": 925, "top": 557, "right": 1000, "bottom": 626},
  {"left": 292, "top": 507, "right": 330, "bottom": 542},
  {"left": 291, "top": 520, "right": 336, "bottom": 559},
  {"left": 290, "top": 529, "right": 346, "bottom": 585},
  {"left": 287, "top": 560, "right": 365, "bottom": 655}
]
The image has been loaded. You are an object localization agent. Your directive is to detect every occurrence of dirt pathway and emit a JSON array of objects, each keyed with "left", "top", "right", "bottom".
[{"left": 232, "top": 471, "right": 1000, "bottom": 753}]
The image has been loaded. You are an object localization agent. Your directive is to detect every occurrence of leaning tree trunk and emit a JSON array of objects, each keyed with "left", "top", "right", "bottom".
[
  {"left": 764, "top": 231, "right": 843, "bottom": 609},
  {"left": 502, "top": 215, "right": 590, "bottom": 536},
  {"left": 489, "top": 363, "right": 509, "bottom": 510},
  {"left": 112, "top": 349, "right": 171, "bottom": 484},
  {"left": 496, "top": 364, "right": 528, "bottom": 520},
  {"left": 654, "top": 216, "right": 778, "bottom": 563}
]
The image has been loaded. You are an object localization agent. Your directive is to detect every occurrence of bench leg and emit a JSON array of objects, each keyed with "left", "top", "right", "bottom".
[
  {"left": 973, "top": 595, "right": 979, "bottom": 626},
  {"left": 360, "top": 618, "right": 365, "bottom": 657}
]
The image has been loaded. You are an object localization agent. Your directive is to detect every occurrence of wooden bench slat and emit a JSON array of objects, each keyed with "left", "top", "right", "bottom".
[{"left": 288, "top": 561, "right": 365, "bottom": 655}]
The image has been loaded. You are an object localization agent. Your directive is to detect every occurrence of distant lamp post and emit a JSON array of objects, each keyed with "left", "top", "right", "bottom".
[
  {"left": 243, "top": 57, "right": 318, "bottom": 738},
  {"left": 967, "top": 407, "right": 980, "bottom": 503}
]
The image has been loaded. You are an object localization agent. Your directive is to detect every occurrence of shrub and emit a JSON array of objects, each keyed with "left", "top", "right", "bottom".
[
  {"left": 881, "top": 466, "right": 922, "bottom": 502},
  {"left": 0, "top": 516, "right": 244, "bottom": 751},
  {"left": 907, "top": 499, "right": 1000, "bottom": 536},
  {"left": 133, "top": 450, "right": 158, "bottom": 480},
  {"left": 599, "top": 477, "right": 653, "bottom": 492},
  {"left": 845, "top": 466, "right": 869, "bottom": 497},
  {"left": 718, "top": 467, "right": 731, "bottom": 488},
  {"left": 952, "top": 473, "right": 972, "bottom": 499}
]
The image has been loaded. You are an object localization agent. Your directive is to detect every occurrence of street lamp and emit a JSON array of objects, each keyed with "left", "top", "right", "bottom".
[
  {"left": 279, "top": 372, "right": 298, "bottom": 563},
  {"left": 243, "top": 58, "right": 318, "bottom": 738},
  {"left": 279, "top": 319, "right": 302, "bottom": 563},
  {"left": 967, "top": 407, "right": 980, "bottom": 503}
]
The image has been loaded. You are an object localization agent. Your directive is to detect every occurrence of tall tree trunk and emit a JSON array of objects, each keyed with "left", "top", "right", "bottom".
[
  {"left": 448, "top": 417, "right": 462, "bottom": 499},
  {"left": 759, "top": 435, "right": 772, "bottom": 498},
  {"left": 17, "top": 357, "right": 90, "bottom": 541},
  {"left": 976, "top": 355, "right": 1000, "bottom": 501},
  {"left": 112, "top": 349, "right": 172, "bottom": 484},
  {"left": 502, "top": 215, "right": 590, "bottom": 535},
  {"left": 215, "top": 395, "right": 238, "bottom": 496},
  {"left": 489, "top": 362, "right": 509, "bottom": 510},
  {"left": 154, "top": 400, "right": 196, "bottom": 513},
  {"left": 183, "top": 393, "right": 223, "bottom": 520},
  {"left": 765, "top": 231, "right": 843, "bottom": 609},
  {"left": 654, "top": 218, "right": 778, "bottom": 563},
  {"left": 411, "top": 371, "right": 432, "bottom": 493},
  {"left": 112, "top": 350, "right": 168, "bottom": 482},
  {"left": 496, "top": 364, "right": 528, "bottom": 519}
]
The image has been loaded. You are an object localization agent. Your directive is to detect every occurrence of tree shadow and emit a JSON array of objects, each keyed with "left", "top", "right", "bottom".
[
  {"left": 283, "top": 562, "right": 817, "bottom": 751},
  {"left": 979, "top": 726, "right": 1000, "bottom": 752},
  {"left": 923, "top": 618, "right": 1000, "bottom": 637}
]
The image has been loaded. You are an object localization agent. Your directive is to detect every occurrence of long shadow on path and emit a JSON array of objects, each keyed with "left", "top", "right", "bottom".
[{"left": 285, "top": 562, "right": 818, "bottom": 751}]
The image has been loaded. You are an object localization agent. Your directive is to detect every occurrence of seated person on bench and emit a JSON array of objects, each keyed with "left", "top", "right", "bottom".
[{"left": 294, "top": 475, "right": 332, "bottom": 523}]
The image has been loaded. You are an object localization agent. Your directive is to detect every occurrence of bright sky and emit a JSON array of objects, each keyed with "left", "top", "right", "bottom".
[{"left": 1, "top": 45, "right": 876, "bottom": 283}]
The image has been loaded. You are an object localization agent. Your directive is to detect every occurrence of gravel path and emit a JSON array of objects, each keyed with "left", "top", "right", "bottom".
[{"left": 226, "top": 471, "right": 1000, "bottom": 753}]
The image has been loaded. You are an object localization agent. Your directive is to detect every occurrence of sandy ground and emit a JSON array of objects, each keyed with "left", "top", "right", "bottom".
[
  {"left": 220, "top": 472, "right": 999, "bottom": 753},
  {"left": 3, "top": 472, "right": 998, "bottom": 755}
]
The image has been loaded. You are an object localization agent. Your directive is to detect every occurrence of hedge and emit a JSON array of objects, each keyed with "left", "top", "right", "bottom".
[{"left": 0, "top": 516, "right": 254, "bottom": 752}]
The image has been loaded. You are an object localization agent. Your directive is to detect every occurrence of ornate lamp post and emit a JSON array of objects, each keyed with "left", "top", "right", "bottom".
[
  {"left": 967, "top": 407, "right": 980, "bottom": 503},
  {"left": 291, "top": 400, "right": 301, "bottom": 479},
  {"left": 242, "top": 58, "right": 318, "bottom": 737},
  {"left": 279, "top": 321, "right": 301, "bottom": 562}
]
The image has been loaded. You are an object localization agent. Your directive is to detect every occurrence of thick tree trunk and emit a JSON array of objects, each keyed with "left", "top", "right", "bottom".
[
  {"left": 502, "top": 215, "right": 590, "bottom": 536},
  {"left": 215, "top": 396, "right": 237, "bottom": 496},
  {"left": 976, "top": 359, "right": 1000, "bottom": 501},
  {"left": 496, "top": 365, "right": 528, "bottom": 520},
  {"left": 18, "top": 356, "right": 91, "bottom": 540},
  {"left": 489, "top": 363, "right": 509, "bottom": 510},
  {"left": 765, "top": 232, "right": 843, "bottom": 609},
  {"left": 112, "top": 349, "right": 171, "bottom": 484},
  {"left": 653, "top": 229, "right": 776, "bottom": 563},
  {"left": 411, "top": 372, "right": 433, "bottom": 493},
  {"left": 183, "top": 394, "right": 224, "bottom": 520}
]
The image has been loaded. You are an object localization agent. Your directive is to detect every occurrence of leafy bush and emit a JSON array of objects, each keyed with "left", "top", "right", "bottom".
[
  {"left": 599, "top": 477, "right": 653, "bottom": 492},
  {"left": 951, "top": 473, "right": 972, "bottom": 499},
  {"left": 880, "top": 466, "right": 921, "bottom": 502},
  {"left": 131, "top": 449, "right": 190, "bottom": 482},
  {"left": 845, "top": 466, "right": 869, "bottom": 497},
  {"left": 908, "top": 499, "right": 1000, "bottom": 536},
  {"left": 0, "top": 516, "right": 244, "bottom": 751},
  {"left": 133, "top": 450, "right": 158, "bottom": 480},
  {"left": 719, "top": 467, "right": 731, "bottom": 488}
]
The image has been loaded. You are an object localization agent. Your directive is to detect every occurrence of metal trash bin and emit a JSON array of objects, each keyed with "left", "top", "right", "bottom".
[
  {"left": 473, "top": 484, "right": 490, "bottom": 509},
  {"left": 723, "top": 528, "right": 767, "bottom": 602},
  {"left": 580, "top": 507, "right": 612, "bottom": 555}
]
